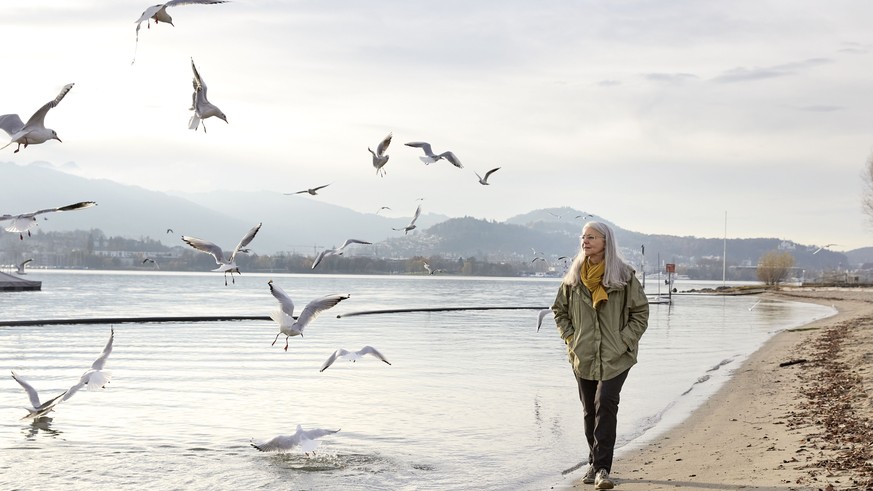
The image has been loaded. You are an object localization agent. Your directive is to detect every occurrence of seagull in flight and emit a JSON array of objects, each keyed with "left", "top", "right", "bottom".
[
  {"left": 423, "top": 262, "right": 441, "bottom": 275},
  {"left": 311, "top": 239, "right": 372, "bottom": 269},
  {"left": 392, "top": 203, "right": 421, "bottom": 235},
  {"left": 133, "top": 0, "right": 229, "bottom": 64},
  {"left": 11, "top": 371, "right": 68, "bottom": 420},
  {"left": 286, "top": 184, "right": 331, "bottom": 196},
  {"left": 812, "top": 243, "right": 838, "bottom": 254},
  {"left": 268, "top": 280, "right": 350, "bottom": 351},
  {"left": 188, "top": 57, "right": 228, "bottom": 132},
  {"left": 475, "top": 167, "right": 501, "bottom": 185},
  {"left": 369, "top": 132, "right": 392, "bottom": 177},
  {"left": 142, "top": 257, "right": 160, "bottom": 269},
  {"left": 1, "top": 83, "right": 75, "bottom": 153},
  {"left": 376, "top": 206, "right": 391, "bottom": 214},
  {"left": 181, "top": 222, "right": 261, "bottom": 285},
  {"left": 251, "top": 424, "right": 340, "bottom": 455},
  {"left": 0, "top": 201, "right": 97, "bottom": 240},
  {"left": 319, "top": 346, "right": 391, "bottom": 372},
  {"left": 62, "top": 327, "right": 115, "bottom": 402},
  {"left": 15, "top": 258, "right": 33, "bottom": 275},
  {"left": 404, "top": 141, "right": 463, "bottom": 168}
]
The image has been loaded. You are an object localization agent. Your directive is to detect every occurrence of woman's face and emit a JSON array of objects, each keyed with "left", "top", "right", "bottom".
[{"left": 581, "top": 226, "right": 605, "bottom": 259}]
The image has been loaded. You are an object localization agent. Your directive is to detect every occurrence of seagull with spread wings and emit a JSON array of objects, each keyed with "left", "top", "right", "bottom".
[
  {"left": 392, "top": 203, "right": 421, "bottom": 235},
  {"left": 286, "top": 184, "right": 331, "bottom": 196},
  {"left": 319, "top": 346, "right": 391, "bottom": 372},
  {"left": 475, "top": 167, "right": 501, "bottom": 185},
  {"left": 268, "top": 280, "right": 350, "bottom": 351},
  {"left": 1, "top": 83, "right": 75, "bottom": 153},
  {"left": 188, "top": 57, "right": 227, "bottom": 132},
  {"left": 0, "top": 201, "right": 96, "bottom": 240},
  {"left": 251, "top": 424, "right": 340, "bottom": 455},
  {"left": 311, "top": 239, "right": 372, "bottom": 269},
  {"left": 132, "top": 0, "right": 229, "bottom": 64},
  {"left": 181, "top": 223, "right": 261, "bottom": 285},
  {"left": 62, "top": 327, "right": 115, "bottom": 403},
  {"left": 15, "top": 258, "right": 33, "bottom": 275},
  {"left": 404, "top": 141, "right": 463, "bottom": 168},
  {"left": 369, "top": 132, "right": 392, "bottom": 177}
]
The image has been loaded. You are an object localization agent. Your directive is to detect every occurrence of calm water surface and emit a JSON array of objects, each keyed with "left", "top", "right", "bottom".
[{"left": 0, "top": 271, "right": 835, "bottom": 490}]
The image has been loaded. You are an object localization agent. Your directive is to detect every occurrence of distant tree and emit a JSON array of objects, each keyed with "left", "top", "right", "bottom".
[{"left": 756, "top": 250, "right": 795, "bottom": 285}]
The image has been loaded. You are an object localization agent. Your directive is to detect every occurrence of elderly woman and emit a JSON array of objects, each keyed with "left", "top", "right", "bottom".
[{"left": 552, "top": 221, "right": 649, "bottom": 489}]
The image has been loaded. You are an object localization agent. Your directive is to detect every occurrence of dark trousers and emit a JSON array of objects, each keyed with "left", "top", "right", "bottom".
[{"left": 575, "top": 368, "right": 630, "bottom": 473}]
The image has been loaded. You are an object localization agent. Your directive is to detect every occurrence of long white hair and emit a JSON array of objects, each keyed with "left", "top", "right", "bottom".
[{"left": 561, "top": 221, "right": 632, "bottom": 288}]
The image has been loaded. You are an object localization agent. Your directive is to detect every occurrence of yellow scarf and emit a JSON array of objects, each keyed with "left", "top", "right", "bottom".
[{"left": 581, "top": 258, "right": 608, "bottom": 308}]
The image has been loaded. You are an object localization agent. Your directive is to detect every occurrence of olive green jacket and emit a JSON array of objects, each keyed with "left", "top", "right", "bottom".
[{"left": 552, "top": 266, "right": 649, "bottom": 380}]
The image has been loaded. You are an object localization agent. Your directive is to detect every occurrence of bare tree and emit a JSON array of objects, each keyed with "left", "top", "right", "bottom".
[{"left": 756, "top": 250, "right": 795, "bottom": 285}]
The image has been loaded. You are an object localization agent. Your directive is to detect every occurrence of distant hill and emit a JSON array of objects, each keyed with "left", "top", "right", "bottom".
[{"left": 0, "top": 161, "right": 862, "bottom": 273}]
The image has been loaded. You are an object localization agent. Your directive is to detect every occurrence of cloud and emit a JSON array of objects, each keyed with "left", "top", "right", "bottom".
[
  {"left": 713, "top": 57, "right": 833, "bottom": 83},
  {"left": 642, "top": 72, "right": 699, "bottom": 84}
]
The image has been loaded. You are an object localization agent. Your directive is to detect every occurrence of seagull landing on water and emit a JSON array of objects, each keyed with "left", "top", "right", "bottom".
[
  {"left": 369, "top": 132, "right": 392, "bottom": 177},
  {"left": 11, "top": 371, "right": 68, "bottom": 420},
  {"left": 320, "top": 346, "right": 391, "bottom": 372},
  {"left": 251, "top": 424, "right": 340, "bottom": 455},
  {"left": 311, "top": 239, "right": 372, "bottom": 269},
  {"left": 1, "top": 83, "right": 74, "bottom": 153},
  {"left": 133, "top": 0, "right": 230, "bottom": 64},
  {"left": 15, "top": 258, "right": 32, "bottom": 275},
  {"left": 0, "top": 201, "right": 96, "bottom": 240},
  {"left": 181, "top": 223, "right": 261, "bottom": 285},
  {"left": 267, "top": 280, "right": 350, "bottom": 351},
  {"left": 392, "top": 203, "right": 421, "bottom": 235},
  {"left": 62, "top": 327, "right": 115, "bottom": 403},
  {"left": 188, "top": 58, "right": 227, "bottom": 132},
  {"left": 286, "top": 184, "right": 330, "bottom": 196},
  {"left": 475, "top": 167, "right": 501, "bottom": 185},
  {"left": 404, "top": 141, "right": 463, "bottom": 168}
]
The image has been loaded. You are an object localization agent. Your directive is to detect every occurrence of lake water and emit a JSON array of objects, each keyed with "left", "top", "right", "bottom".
[{"left": 0, "top": 271, "right": 835, "bottom": 490}]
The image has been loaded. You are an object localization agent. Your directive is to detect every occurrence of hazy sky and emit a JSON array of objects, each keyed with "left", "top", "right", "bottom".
[{"left": 2, "top": 1, "right": 873, "bottom": 250}]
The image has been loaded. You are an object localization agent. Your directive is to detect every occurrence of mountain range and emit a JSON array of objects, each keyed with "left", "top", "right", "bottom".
[{"left": 2, "top": 161, "right": 872, "bottom": 270}]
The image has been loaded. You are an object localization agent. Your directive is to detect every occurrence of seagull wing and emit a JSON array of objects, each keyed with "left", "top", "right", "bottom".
[
  {"left": 24, "top": 83, "right": 75, "bottom": 129},
  {"left": 91, "top": 327, "right": 114, "bottom": 371},
  {"left": 294, "top": 294, "right": 350, "bottom": 332},
  {"left": 319, "top": 348, "right": 351, "bottom": 372},
  {"left": 32, "top": 201, "right": 97, "bottom": 217},
  {"left": 484, "top": 167, "right": 500, "bottom": 180},
  {"left": 359, "top": 346, "right": 391, "bottom": 365},
  {"left": 251, "top": 434, "right": 299, "bottom": 452},
  {"left": 311, "top": 184, "right": 331, "bottom": 193},
  {"left": 164, "top": 0, "right": 230, "bottom": 8},
  {"left": 337, "top": 238, "right": 372, "bottom": 250},
  {"left": 268, "top": 281, "right": 295, "bottom": 317},
  {"left": 300, "top": 427, "right": 340, "bottom": 441},
  {"left": 438, "top": 151, "right": 462, "bottom": 168},
  {"left": 409, "top": 204, "right": 422, "bottom": 226},
  {"left": 404, "top": 141, "right": 434, "bottom": 156},
  {"left": 11, "top": 371, "right": 43, "bottom": 409},
  {"left": 375, "top": 132, "right": 392, "bottom": 156},
  {"left": 311, "top": 249, "right": 331, "bottom": 269},
  {"left": 0, "top": 114, "right": 25, "bottom": 136},
  {"left": 181, "top": 236, "right": 226, "bottom": 264},
  {"left": 536, "top": 308, "right": 552, "bottom": 333},
  {"left": 230, "top": 223, "right": 261, "bottom": 261}
]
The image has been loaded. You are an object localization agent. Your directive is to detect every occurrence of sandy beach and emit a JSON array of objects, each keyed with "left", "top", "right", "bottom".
[{"left": 553, "top": 287, "right": 873, "bottom": 491}]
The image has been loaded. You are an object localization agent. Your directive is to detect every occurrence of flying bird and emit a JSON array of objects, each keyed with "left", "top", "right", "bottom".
[
  {"left": 812, "top": 243, "right": 838, "bottom": 254},
  {"left": 166, "top": 228, "right": 175, "bottom": 234},
  {"left": 536, "top": 308, "right": 553, "bottom": 333},
  {"left": 188, "top": 58, "right": 228, "bottom": 132},
  {"left": 0, "top": 201, "right": 96, "bottom": 240},
  {"left": 251, "top": 424, "right": 340, "bottom": 455},
  {"left": 369, "top": 132, "right": 392, "bottom": 177},
  {"left": 133, "top": 0, "right": 230, "bottom": 64},
  {"left": 0, "top": 83, "right": 75, "bottom": 153},
  {"left": 392, "top": 203, "right": 421, "bottom": 235},
  {"left": 319, "top": 346, "right": 391, "bottom": 372},
  {"left": 181, "top": 222, "right": 261, "bottom": 285},
  {"left": 423, "top": 262, "right": 442, "bottom": 275},
  {"left": 62, "top": 327, "right": 115, "bottom": 402},
  {"left": 142, "top": 257, "right": 160, "bottom": 269},
  {"left": 376, "top": 206, "right": 391, "bottom": 214},
  {"left": 268, "top": 280, "right": 350, "bottom": 351},
  {"left": 286, "top": 184, "right": 331, "bottom": 196},
  {"left": 311, "top": 239, "right": 372, "bottom": 269},
  {"left": 11, "top": 371, "right": 68, "bottom": 420},
  {"left": 475, "top": 167, "right": 501, "bottom": 185},
  {"left": 404, "top": 141, "right": 463, "bottom": 168},
  {"left": 15, "top": 258, "right": 33, "bottom": 275}
]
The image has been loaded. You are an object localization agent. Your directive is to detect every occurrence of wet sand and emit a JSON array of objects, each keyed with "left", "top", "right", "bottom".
[{"left": 553, "top": 287, "right": 873, "bottom": 491}]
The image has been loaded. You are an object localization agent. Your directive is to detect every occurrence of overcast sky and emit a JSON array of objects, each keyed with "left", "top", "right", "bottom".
[{"left": 2, "top": 1, "right": 873, "bottom": 251}]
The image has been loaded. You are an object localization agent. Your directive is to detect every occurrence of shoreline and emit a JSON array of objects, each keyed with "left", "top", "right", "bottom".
[{"left": 552, "top": 287, "right": 873, "bottom": 491}]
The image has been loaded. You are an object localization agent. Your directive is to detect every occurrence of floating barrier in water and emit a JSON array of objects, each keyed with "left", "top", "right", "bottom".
[
  {"left": 0, "top": 315, "right": 271, "bottom": 327},
  {"left": 337, "top": 306, "right": 548, "bottom": 318}
]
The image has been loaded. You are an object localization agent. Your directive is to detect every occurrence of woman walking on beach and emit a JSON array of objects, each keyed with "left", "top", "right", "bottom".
[{"left": 552, "top": 221, "right": 649, "bottom": 489}]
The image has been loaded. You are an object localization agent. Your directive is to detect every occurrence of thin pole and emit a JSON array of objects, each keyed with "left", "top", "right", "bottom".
[{"left": 723, "top": 211, "right": 727, "bottom": 287}]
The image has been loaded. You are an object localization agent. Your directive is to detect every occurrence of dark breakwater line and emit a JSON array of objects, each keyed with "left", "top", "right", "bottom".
[{"left": 0, "top": 315, "right": 272, "bottom": 327}]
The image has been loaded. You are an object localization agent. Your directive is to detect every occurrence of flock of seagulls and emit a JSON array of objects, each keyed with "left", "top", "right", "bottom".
[{"left": 12, "top": 328, "right": 115, "bottom": 420}]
